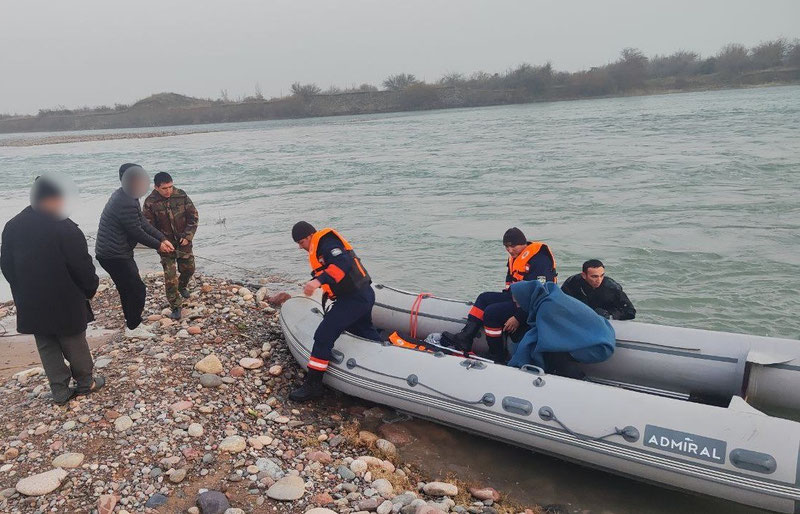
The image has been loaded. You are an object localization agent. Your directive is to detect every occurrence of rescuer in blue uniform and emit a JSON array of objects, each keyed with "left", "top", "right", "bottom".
[
  {"left": 289, "top": 221, "right": 381, "bottom": 402},
  {"left": 442, "top": 227, "right": 557, "bottom": 363}
]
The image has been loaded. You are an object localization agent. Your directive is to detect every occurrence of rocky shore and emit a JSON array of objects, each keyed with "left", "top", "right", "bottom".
[{"left": 0, "top": 274, "right": 539, "bottom": 514}]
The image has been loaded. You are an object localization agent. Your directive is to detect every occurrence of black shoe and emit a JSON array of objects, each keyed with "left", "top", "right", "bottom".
[
  {"left": 179, "top": 287, "right": 191, "bottom": 299},
  {"left": 53, "top": 389, "right": 77, "bottom": 406},
  {"left": 289, "top": 369, "right": 325, "bottom": 402},
  {"left": 441, "top": 319, "right": 482, "bottom": 352},
  {"left": 75, "top": 375, "right": 106, "bottom": 396},
  {"left": 487, "top": 339, "right": 507, "bottom": 365},
  {"left": 169, "top": 308, "right": 182, "bottom": 320}
]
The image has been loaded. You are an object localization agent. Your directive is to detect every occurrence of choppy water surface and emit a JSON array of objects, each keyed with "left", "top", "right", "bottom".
[{"left": 1, "top": 86, "right": 798, "bottom": 512}]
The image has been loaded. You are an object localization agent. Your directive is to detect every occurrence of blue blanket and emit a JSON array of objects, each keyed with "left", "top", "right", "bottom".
[{"left": 507, "top": 280, "right": 616, "bottom": 369}]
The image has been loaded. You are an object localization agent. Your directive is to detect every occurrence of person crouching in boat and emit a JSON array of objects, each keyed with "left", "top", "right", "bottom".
[
  {"left": 507, "top": 280, "right": 616, "bottom": 378},
  {"left": 289, "top": 222, "right": 382, "bottom": 402},
  {"left": 441, "top": 227, "right": 557, "bottom": 364}
]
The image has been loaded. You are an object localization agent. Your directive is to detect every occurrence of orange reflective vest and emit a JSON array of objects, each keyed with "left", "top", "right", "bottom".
[
  {"left": 507, "top": 242, "right": 557, "bottom": 285},
  {"left": 308, "top": 228, "right": 371, "bottom": 299}
]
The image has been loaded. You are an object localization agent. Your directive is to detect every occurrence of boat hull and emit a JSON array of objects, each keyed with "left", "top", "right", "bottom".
[{"left": 281, "top": 295, "right": 800, "bottom": 513}]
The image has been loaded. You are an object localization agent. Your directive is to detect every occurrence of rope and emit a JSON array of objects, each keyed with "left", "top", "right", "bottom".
[
  {"left": 546, "top": 409, "right": 629, "bottom": 442},
  {"left": 349, "top": 360, "right": 487, "bottom": 405},
  {"left": 408, "top": 292, "right": 431, "bottom": 339}
]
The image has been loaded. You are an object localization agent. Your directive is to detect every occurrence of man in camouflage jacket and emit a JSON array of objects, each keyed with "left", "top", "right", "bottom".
[{"left": 143, "top": 172, "right": 199, "bottom": 319}]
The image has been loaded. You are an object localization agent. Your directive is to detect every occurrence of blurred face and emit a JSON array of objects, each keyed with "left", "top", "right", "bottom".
[
  {"left": 36, "top": 196, "right": 65, "bottom": 217},
  {"left": 582, "top": 266, "right": 605, "bottom": 289},
  {"left": 156, "top": 181, "right": 174, "bottom": 198},
  {"left": 298, "top": 235, "right": 312, "bottom": 251},
  {"left": 505, "top": 243, "right": 527, "bottom": 259}
]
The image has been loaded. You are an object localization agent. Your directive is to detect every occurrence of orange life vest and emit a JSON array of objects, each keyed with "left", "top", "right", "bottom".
[
  {"left": 507, "top": 242, "right": 557, "bottom": 284},
  {"left": 308, "top": 228, "right": 371, "bottom": 299}
]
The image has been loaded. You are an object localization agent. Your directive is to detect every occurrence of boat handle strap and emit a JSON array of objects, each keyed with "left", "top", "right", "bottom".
[{"left": 538, "top": 406, "right": 639, "bottom": 443}]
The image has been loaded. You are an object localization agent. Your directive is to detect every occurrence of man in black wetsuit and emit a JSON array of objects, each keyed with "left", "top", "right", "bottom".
[{"left": 560, "top": 259, "right": 636, "bottom": 320}]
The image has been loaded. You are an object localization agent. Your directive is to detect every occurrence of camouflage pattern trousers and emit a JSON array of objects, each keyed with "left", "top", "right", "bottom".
[{"left": 160, "top": 253, "right": 195, "bottom": 309}]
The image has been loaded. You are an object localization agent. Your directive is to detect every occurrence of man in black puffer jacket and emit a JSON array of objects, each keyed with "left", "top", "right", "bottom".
[
  {"left": 96, "top": 164, "right": 174, "bottom": 338},
  {"left": 561, "top": 259, "right": 636, "bottom": 321}
]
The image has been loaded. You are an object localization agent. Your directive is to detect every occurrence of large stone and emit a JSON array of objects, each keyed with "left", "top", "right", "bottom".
[
  {"left": 305, "top": 510, "right": 338, "bottom": 514},
  {"left": 237, "top": 287, "right": 252, "bottom": 297},
  {"left": 256, "top": 287, "right": 268, "bottom": 302},
  {"left": 422, "top": 482, "right": 458, "bottom": 497},
  {"left": 357, "top": 498, "right": 380, "bottom": 511},
  {"left": 378, "top": 423, "right": 413, "bottom": 445},
  {"left": 196, "top": 490, "right": 230, "bottom": 514},
  {"left": 358, "top": 430, "right": 379, "bottom": 445},
  {"left": 306, "top": 451, "right": 332, "bottom": 464},
  {"left": 169, "top": 468, "right": 187, "bottom": 483},
  {"left": 195, "top": 354, "right": 224, "bottom": 375},
  {"left": 266, "top": 475, "right": 306, "bottom": 501},
  {"left": 255, "top": 457, "right": 283, "bottom": 479},
  {"left": 219, "top": 435, "right": 246, "bottom": 453},
  {"left": 199, "top": 374, "right": 223, "bottom": 388},
  {"left": 51, "top": 452, "right": 84, "bottom": 469},
  {"left": 145, "top": 493, "right": 168, "bottom": 508},
  {"left": 375, "top": 438, "right": 397, "bottom": 457},
  {"left": 469, "top": 487, "right": 501, "bottom": 501},
  {"left": 97, "top": 494, "right": 118, "bottom": 514},
  {"left": 15, "top": 468, "right": 68, "bottom": 496},
  {"left": 188, "top": 423, "right": 204, "bottom": 437},
  {"left": 267, "top": 292, "right": 291, "bottom": 306},
  {"left": 337, "top": 465, "right": 356, "bottom": 481},
  {"left": 13, "top": 367, "right": 43, "bottom": 384},
  {"left": 377, "top": 500, "right": 394, "bottom": 514},
  {"left": 239, "top": 357, "right": 263, "bottom": 369},
  {"left": 170, "top": 400, "right": 193, "bottom": 412},
  {"left": 114, "top": 415, "right": 133, "bottom": 432},
  {"left": 372, "top": 478, "right": 394, "bottom": 498}
]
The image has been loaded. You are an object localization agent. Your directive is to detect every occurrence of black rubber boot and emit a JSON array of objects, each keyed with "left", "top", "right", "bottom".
[
  {"left": 179, "top": 287, "right": 191, "bottom": 299},
  {"left": 289, "top": 369, "right": 325, "bottom": 402},
  {"left": 169, "top": 308, "right": 182, "bottom": 320},
  {"left": 441, "top": 319, "right": 482, "bottom": 352},
  {"left": 487, "top": 339, "right": 507, "bottom": 364}
]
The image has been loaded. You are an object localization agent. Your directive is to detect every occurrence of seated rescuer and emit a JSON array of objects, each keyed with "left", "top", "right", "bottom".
[
  {"left": 289, "top": 222, "right": 381, "bottom": 402},
  {"left": 560, "top": 259, "right": 636, "bottom": 320},
  {"left": 507, "top": 280, "right": 616, "bottom": 379},
  {"left": 143, "top": 172, "right": 199, "bottom": 320},
  {"left": 1, "top": 175, "right": 104, "bottom": 404},
  {"left": 442, "top": 227, "right": 556, "bottom": 363}
]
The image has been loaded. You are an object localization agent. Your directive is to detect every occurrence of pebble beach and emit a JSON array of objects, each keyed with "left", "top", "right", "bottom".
[{"left": 0, "top": 274, "right": 534, "bottom": 514}]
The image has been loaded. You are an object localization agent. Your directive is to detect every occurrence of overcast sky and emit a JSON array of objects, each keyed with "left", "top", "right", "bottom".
[{"left": 1, "top": 0, "right": 798, "bottom": 114}]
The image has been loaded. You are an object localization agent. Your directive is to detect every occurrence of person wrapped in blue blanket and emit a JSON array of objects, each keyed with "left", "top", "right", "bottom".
[{"left": 507, "top": 280, "right": 616, "bottom": 379}]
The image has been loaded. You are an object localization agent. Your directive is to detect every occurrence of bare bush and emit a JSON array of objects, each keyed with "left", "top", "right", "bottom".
[
  {"left": 383, "top": 73, "right": 420, "bottom": 91},
  {"left": 716, "top": 43, "right": 751, "bottom": 76},
  {"left": 290, "top": 82, "right": 321, "bottom": 98},
  {"left": 648, "top": 51, "right": 700, "bottom": 78},
  {"left": 750, "top": 39, "right": 786, "bottom": 69}
]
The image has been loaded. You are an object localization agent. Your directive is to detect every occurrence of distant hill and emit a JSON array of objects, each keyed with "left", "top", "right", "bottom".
[{"left": 130, "top": 93, "right": 212, "bottom": 110}]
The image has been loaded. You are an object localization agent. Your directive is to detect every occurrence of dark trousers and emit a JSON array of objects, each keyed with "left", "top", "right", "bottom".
[
  {"left": 309, "top": 286, "right": 381, "bottom": 372},
  {"left": 34, "top": 332, "right": 93, "bottom": 402},
  {"left": 98, "top": 257, "right": 146, "bottom": 330},
  {"left": 543, "top": 352, "right": 586, "bottom": 379}
]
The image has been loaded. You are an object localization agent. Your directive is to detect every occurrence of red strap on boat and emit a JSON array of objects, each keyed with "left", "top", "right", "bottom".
[{"left": 409, "top": 292, "right": 431, "bottom": 340}]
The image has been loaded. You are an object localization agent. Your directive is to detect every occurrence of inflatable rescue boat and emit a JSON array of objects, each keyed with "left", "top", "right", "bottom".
[{"left": 279, "top": 284, "right": 800, "bottom": 513}]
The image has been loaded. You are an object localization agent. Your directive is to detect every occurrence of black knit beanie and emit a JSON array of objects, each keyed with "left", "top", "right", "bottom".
[
  {"left": 503, "top": 227, "right": 527, "bottom": 246},
  {"left": 31, "top": 176, "right": 63, "bottom": 203},
  {"left": 119, "top": 163, "right": 142, "bottom": 181},
  {"left": 292, "top": 221, "right": 317, "bottom": 242}
]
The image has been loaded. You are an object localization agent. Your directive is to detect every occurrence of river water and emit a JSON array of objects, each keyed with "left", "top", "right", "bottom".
[{"left": 1, "top": 85, "right": 799, "bottom": 512}]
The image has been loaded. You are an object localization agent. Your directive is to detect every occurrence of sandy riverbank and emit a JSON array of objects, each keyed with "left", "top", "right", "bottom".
[
  {"left": 0, "top": 274, "right": 536, "bottom": 514},
  {"left": 0, "top": 130, "right": 215, "bottom": 148}
]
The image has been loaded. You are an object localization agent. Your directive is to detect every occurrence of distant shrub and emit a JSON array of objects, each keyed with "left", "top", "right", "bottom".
[
  {"left": 750, "top": 39, "right": 786, "bottom": 70},
  {"left": 716, "top": 43, "right": 751, "bottom": 76},
  {"left": 290, "top": 82, "right": 321, "bottom": 98},
  {"left": 648, "top": 51, "right": 701, "bottom": 78},
  {"left": 383, "top": 73, "right": 420, "bottom": 91}
]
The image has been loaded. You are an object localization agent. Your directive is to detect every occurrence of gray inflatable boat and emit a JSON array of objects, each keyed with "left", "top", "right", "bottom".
[{"left": 280, "top": 285, "right": 800, "bottom": 513}]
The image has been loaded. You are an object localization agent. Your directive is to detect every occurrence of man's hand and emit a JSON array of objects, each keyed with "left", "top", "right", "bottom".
[
  {"left": 504, "top": 316, "right": 520, "bottom": 333},
  {"left": 180, "top": 238, "right": 190, "bottom": 246},
  {"left": 303, "top": 279, "right": 322, "bottom": 296},
  {"left": 160, "top": 240, "right": 175, "bottom": 253}
]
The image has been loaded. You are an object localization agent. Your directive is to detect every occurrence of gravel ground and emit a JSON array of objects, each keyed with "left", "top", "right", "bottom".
[{"left": 0, "top": 273, "right": 540, "bottom": 514}]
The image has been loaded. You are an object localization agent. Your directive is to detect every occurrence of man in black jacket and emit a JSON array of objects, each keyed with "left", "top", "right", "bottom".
[
  {"left": 95, "top": 164, "right": 174, "bottom": 338},
  {"left": 1, "top": 175, "right": 104, "bottom": 405},
  {"left": 560, "top": 259, "right": 636, "bottom": 320}
]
